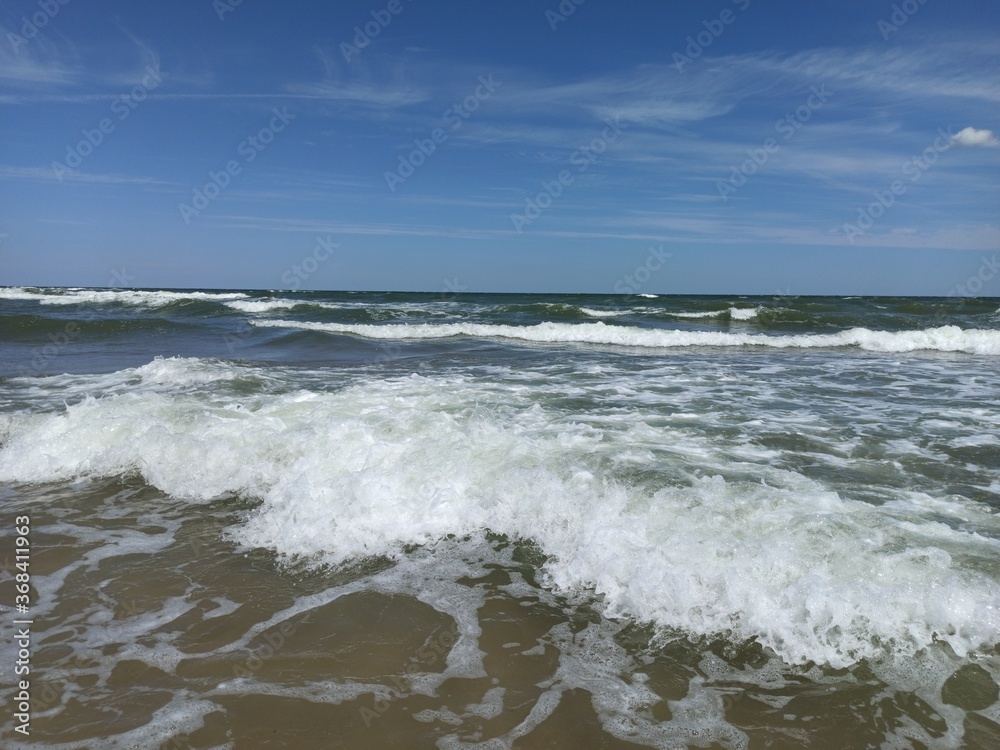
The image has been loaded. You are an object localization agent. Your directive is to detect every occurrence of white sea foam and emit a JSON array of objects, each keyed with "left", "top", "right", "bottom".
[
  {"left": 728, "top": 306, "right": 761, "bottom": 321},
  {"left": 252, "top": 319, "right": 1000, "bottom": 355},
  {"left": 5, "top": 357, "right": 265, "bottom": 402},
  {"left": 225, "top": 298, "right": 299, "bottom": 313},
  {"left": 670, "top": 310, "right": 720, "bottom": 318},
  {"left": 0, "top": 287, "right": 248, "bottom": 307},
  {"left": 0, "top": 287, "right": 45, "bottom": 301},
  {"left": 579, "top": 307, "right": 631, "bottom": 318},
  {"left": 224, "top": 298, "right": 349, "bottom": 313},
  {"left": 670, "top": 306, "right": 761, "bottom": 320},
  {"left": 2, "top": 359, "right": 999, "bottom": 672}
]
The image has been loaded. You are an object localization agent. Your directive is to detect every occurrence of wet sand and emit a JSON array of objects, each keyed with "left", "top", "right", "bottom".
[{"left": 2, "top": 479, "right": 999, "bottom": 749}]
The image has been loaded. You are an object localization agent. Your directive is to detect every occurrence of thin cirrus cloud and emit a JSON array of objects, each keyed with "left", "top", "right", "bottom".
[
  {"left": 0, "top": 20, "right": 164, "bottom": 90},
  {"left": 2, "top": 3, "right": 999, "bottom": 291},
  {"left": 293, "top": 44, "right": 996, "bottom": 162},
  {"left": 737, "top": 44, "right": 1000, "bottom": 103},
  {"left": 287, "top": 80, "right": 430, "bottom": 108},
  {"left": 0, "top": 26, "right": 79, "bottom": 87},
  {"left": 223, "top": 40, "right": 998, "bottom": 254},
  {"left": 0, "top": 165, "right": 174, "bottom": 186}
]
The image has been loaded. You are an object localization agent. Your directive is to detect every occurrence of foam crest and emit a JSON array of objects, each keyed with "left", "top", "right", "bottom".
[
  {"left": 7, "top": 357, "right": 268, "bottom": 403},
  {"left": 671, "top": 306, "right": 761, "bottom": 320},
  {"left": 2, "top": 366, "right": 999, "bottom": 671},
  {"left": 226, "top": 298, "right": 299, "bottom": 313},
  {"left": 579, "top": 307, "right": 631, "bottom": 318},
  {"left": 0, "top": 287, "right": 248, "bottom": 307},
  {"left": 252, "top": 319, "right": 1000, "bottom": 354},
  {"left": 728, "top": 306, "right": 761, "bottom": 321},
  {"left": 0, "top": 287, "right": 44, "bottom": 301},
  {"left": 225, "top": 298, "right": 346, "bottom": 313}
]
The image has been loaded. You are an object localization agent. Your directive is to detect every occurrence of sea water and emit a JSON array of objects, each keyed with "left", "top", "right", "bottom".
[{"left": 1, "top": 287, "right": 998, "bottom": 748}]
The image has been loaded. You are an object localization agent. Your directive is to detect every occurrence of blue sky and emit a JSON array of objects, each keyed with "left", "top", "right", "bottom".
[{"left": 1, "top": 0, "right": 998, "bottom": 295}]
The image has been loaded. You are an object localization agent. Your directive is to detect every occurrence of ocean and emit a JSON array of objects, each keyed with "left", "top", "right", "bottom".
[{"left": 1, "top": 287, "right": 999, "bottom": 749}]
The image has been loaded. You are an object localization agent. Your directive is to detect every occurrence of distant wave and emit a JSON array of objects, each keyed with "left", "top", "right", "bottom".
[
  {"left": 0, "top": 288, "right": 43, "bottom": 302},
  {"left": 223, "top": 298, "right": 348, "bottom": 314},
  {"left": 0, "top": 287, "right": 248, "bottom": 307},
  {"left": 579, "top": 307, "right": 632, "bottom": 318},
  {"left": 670, "top": 306, "right": 762, "bottom": 321},
  {"left": 225, "top": 299, "right": 300, "bottom": 313},
  {"left": 252, "top": 319, "right": 1000, "bottom": 355}
]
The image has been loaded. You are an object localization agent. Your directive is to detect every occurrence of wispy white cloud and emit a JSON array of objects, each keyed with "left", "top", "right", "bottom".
[
  {"left": 0, "top": 20, "right": 170, "bottom": 94},
  {"left": 286, "top": 81, "right": 430, "bottom": 108},
  {"left": 101, "top": 21, "right": 162, "bottom": 87},
  {"left": 612, "top": 209, "right": 1000, "bottom": 251},
  {"left": 0, "top": 165, "right": 174, "bottom": 186},
  {"left": 209, "top": 214, "right": 512, "bottom": 240},
  {"left": 0, "top": 23, "right": 80, "bottom": 86},
  {"left": 288, "top": 42, "right": 999, "bottom": 140},
  {"left": 738, "top": 45, "right": 1000, "bottom": 104},
  {"left": 291, "top": 46, "right": 432, "bottom": 109},
  {"left": 4, "top": 26, "right": 997, "bottom": 258}
]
